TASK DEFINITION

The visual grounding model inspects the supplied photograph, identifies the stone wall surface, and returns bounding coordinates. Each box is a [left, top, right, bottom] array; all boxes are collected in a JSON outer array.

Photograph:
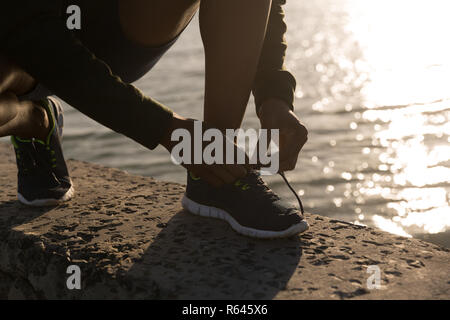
[[0, 143, 448, 299]]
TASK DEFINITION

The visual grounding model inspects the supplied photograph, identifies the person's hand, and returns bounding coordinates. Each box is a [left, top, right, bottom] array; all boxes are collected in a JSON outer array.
[[258, 98, 308, 172], [160, 113, 251, 187]]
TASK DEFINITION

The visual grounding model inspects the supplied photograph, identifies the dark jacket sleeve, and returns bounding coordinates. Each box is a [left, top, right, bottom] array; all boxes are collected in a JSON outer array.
[[0, 0, 173, 150], [252, 0, 297, 115]]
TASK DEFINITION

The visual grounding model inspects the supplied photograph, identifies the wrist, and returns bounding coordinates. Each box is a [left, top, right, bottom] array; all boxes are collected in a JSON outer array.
[[159, 113, 186, 151]]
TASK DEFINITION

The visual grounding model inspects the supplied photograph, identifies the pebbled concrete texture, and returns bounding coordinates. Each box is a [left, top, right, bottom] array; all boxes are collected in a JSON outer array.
[[0, 142, 449, 299]]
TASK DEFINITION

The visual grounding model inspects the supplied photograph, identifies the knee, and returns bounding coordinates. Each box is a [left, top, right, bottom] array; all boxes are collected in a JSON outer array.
[[0, 55, 35, 96], [0, 54, 14, 89]]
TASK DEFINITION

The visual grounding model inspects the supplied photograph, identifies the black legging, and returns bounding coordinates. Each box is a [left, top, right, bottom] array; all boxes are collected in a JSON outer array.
[[22, 0, 188, 101]]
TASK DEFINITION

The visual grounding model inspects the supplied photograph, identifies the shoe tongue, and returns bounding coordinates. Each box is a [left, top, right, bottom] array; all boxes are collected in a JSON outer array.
[[31, 139, 50, 150], [237, 170, 261, 185]]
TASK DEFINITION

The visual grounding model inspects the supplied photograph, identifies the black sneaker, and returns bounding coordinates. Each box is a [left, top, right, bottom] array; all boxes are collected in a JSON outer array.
[[10, 97, 74, 206], [11, 136, 73, 206], [182, 170, 309, 238], [33, 97, 74, 190]]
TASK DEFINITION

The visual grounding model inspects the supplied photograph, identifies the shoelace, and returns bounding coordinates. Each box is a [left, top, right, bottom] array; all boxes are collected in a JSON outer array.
[[14, 148, 32, 171], [11, 138, 35, 173], [45, 145, 58, 169], [279, 172, 305, 214], [240, 171, 305, 214], [34, 141, 58, 169]]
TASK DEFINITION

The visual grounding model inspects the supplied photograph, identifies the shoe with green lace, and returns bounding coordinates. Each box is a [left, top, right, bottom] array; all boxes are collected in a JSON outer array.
[[182, 170, 309, 239], [11, 135, 73, 206], [11, 97, 74, 206], [33, 97, 73, 190]]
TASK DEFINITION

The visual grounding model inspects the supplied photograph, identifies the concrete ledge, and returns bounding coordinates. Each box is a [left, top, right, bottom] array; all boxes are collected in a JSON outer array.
[[0, 142, 449, 299]]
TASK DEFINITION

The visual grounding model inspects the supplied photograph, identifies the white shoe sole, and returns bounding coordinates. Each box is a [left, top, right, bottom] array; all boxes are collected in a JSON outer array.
[[181, 195, 309, 239], [18, 185, 75, 207]]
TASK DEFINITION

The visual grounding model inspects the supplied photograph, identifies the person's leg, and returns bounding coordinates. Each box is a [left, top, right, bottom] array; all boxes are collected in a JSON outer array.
[[0, 55, 73, 206], [181, 1, 308, 238], [119, 0, 270, 130], [118, 0, 200, 48], [199, 0, 272, 130], [0, 55, 50, 141], [0, 55, 36, 96], [0, 93, 50, 140]]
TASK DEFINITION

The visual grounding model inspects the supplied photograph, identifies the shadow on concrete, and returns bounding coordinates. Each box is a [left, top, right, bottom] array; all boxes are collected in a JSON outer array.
[[0, 199, 59, 299], [125, 210, 304, 299], [1, 198, 305, 299], [0, 200, 56, 230]]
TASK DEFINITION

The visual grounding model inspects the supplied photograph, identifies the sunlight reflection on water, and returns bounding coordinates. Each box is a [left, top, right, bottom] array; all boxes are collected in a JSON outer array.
[[278, 0, 450, 243], [342, 0, 450, 238]]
